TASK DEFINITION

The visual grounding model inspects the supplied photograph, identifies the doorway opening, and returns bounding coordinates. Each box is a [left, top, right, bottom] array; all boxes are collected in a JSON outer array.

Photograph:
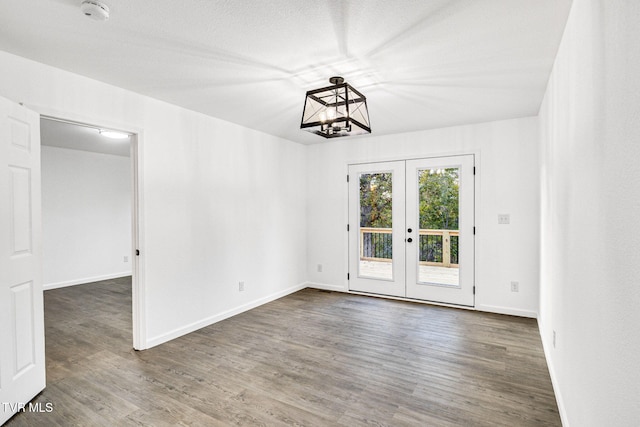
[[39, 116, 141, 349]]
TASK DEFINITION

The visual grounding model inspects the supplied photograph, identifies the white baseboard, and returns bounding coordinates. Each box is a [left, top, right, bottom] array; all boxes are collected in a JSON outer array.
[[475, 304, 537, 318], [305, 281, 347, 292], [44, 271, 132, 290], [538, 318, 569, 427], [308, 284, 537, 318], [146, 282, 308, 349]]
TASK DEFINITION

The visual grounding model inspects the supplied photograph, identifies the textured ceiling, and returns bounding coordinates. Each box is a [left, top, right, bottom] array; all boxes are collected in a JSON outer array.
[[0, 0, 572, 144]]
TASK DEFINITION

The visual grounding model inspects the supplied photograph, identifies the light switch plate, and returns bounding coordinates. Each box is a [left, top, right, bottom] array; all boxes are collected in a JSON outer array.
[[498, 214, 510, 224]]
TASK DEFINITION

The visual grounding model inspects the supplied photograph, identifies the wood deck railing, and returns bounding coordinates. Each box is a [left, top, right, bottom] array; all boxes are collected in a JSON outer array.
[[360, 227, 459, 268]]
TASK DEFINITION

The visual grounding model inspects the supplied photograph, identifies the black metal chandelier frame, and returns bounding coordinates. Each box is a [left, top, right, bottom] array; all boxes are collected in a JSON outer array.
[[300, 76, 371, 138]]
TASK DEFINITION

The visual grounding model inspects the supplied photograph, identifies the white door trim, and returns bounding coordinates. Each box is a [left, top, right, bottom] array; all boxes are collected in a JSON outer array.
[[35, 108, 147, 350]]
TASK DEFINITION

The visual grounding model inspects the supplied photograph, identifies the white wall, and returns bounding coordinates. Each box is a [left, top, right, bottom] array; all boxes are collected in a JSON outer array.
[[0, 51, 308, 348], [41, 145, 131, 289], [539, 0, 640, 425], [306, 117, 541, 317]]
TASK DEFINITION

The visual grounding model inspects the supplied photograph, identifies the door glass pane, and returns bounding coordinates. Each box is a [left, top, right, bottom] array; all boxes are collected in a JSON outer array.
[[359, 172, 393, 280], [418, 167, 460, 286]]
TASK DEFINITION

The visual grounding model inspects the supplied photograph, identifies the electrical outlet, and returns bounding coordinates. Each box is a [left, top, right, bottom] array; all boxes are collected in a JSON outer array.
[[124, 256, 129, 263], [553, 330, 556, 348], [239, 281, 245, 292], [510, 281, 519, 292], [498, 214, 510, 224], [317, 264, 323, 272]]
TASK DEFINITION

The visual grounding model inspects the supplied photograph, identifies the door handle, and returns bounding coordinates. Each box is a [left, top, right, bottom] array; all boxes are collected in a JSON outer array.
[[407, 238, 413, 243]]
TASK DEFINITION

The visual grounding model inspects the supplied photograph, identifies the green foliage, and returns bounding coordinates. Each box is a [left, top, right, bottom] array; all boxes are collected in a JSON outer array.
[[358, 168, 459, 230], [359, 173, 393, 227], [418, 168, 459, 230]]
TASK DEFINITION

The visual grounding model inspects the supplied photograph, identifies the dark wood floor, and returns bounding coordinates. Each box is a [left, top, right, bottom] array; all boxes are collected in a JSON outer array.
[[6, 278, 560, 426]]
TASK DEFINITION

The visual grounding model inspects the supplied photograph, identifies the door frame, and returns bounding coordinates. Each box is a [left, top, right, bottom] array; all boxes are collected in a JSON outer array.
[[34, 106, 146, 350], [346, 151, 478, 308]]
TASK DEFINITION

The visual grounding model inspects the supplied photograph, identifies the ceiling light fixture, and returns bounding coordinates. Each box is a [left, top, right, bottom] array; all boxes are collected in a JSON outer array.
[[99, 129, 130, 139], [80, 0, 110, 21], [300, 76, 371, 138]]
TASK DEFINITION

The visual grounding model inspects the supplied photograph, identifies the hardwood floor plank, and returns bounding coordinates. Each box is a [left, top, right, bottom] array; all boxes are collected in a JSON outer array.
[[6, 280, 560, 426]]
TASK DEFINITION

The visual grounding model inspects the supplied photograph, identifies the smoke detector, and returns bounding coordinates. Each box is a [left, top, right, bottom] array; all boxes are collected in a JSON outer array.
[[80, 1, 110, 21]]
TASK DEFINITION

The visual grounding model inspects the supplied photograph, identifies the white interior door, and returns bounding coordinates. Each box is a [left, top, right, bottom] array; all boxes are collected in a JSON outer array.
[[348, 161, 405, 297], [348, 155, 475, 306], [405, 156, 475, 306], [0, 98, 46, 424]]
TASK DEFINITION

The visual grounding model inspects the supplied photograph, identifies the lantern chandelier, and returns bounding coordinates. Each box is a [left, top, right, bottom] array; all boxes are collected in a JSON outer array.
[[300, 76, 371, 138]]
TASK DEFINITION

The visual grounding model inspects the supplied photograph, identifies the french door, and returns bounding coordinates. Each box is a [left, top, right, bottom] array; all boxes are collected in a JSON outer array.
[[348, 155, 475, 306]]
